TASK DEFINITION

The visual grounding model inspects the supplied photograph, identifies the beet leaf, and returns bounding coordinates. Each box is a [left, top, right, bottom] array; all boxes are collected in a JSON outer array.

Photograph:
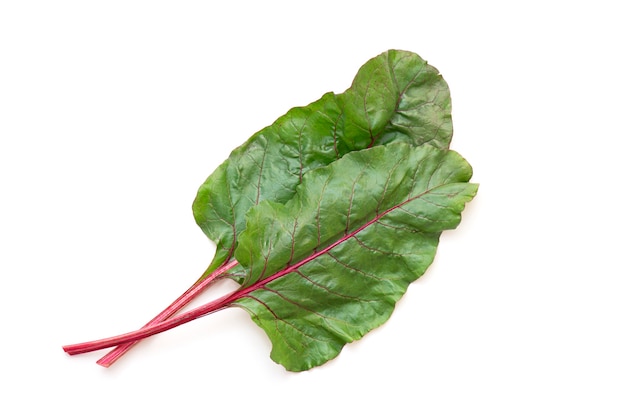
[[64, 143, 477, 371], [96, 49, 454, 366], [233, 143, 476, 370], [193, 49, 453, 280]]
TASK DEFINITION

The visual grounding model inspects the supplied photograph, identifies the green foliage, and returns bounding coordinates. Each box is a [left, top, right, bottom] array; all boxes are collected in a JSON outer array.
[[192, 50, 452, 277], [234, 144, 477, 371], [189, 50, 475, 370], [65, 50, 476, 372]]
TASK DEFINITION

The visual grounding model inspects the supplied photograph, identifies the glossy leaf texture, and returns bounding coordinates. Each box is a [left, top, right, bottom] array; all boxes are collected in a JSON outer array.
[[232, 143, 477, 371], [193, 49, 452, 279]]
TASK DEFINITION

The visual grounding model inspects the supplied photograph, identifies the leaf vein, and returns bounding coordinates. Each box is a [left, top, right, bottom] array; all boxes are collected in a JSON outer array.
[[296, 270, 375, 302]]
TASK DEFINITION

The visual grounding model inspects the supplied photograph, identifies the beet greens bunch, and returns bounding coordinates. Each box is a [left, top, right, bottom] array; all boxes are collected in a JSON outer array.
[[64, 49, 477, 372]]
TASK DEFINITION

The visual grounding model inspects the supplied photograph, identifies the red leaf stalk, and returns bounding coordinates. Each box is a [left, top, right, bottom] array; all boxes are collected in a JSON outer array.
[[94, 259, 238, 366]]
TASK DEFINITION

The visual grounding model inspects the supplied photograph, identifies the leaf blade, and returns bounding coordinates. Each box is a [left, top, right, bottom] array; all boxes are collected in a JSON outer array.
[[192, 50, 453, 279], [341, 49, 453, 150], [234, 143, 477, 371]]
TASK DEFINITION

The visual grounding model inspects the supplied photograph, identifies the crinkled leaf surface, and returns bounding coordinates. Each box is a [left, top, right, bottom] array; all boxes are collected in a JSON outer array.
[[192, 92, 343, 277], [232, 143, 477, 371], [192, 49, 452, 278], [340, 49, 452, 150]]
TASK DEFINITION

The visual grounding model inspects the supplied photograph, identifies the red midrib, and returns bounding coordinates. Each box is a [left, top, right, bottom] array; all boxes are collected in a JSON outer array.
[[63, 188, 428, 355], [225, 189, 427, 300]]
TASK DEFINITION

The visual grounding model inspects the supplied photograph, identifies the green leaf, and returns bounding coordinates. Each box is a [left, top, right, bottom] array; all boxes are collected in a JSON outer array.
[[233, 143, 477, 371], [192, 92, 344, 276], [340, 49, 452, 150], [193, 50, 452, 278], [62, 50, 476, 371]]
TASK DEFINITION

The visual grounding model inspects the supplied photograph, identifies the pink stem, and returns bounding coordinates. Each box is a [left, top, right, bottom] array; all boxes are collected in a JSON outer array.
[[63, 254, 304, 354], [64, 202, 405, 357], [63, 290, 240, 355], [95, 259, 239, 367]]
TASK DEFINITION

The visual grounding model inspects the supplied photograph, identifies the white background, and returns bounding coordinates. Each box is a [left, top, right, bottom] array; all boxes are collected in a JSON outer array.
[[1, 1, 625, 416]]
